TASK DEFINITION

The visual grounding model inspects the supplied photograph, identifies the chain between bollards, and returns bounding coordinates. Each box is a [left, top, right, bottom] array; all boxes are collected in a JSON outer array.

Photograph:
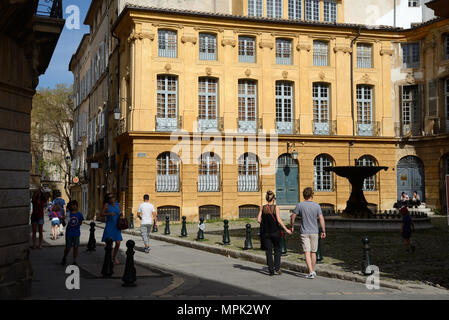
[[243, 224, 253, 250], [122, 240, 137, 287], [164, 215, 170, 235], [181, 216, 187, 237], [101, 237, 114, 278], [86, 221, 96, 252], [223, 219, 230, 245]]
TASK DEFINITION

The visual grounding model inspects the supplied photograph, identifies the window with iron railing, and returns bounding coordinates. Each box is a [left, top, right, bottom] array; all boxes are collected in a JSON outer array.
[[323, 0, 337, 22], [356, 155, 377, 191], [158, 30, 177, 58], [198, 153, 220, 192], [157, 206, 180, 222], [356, 85, 374, 136], [314, 154, 333, 192], [238, 153, 259, 192], [248, 0, 263, 17], [239, 36, 256, 63], [313, 83, 330, 135], [238, 80, 258, 133], [239, 205, 260, 218], [357, 43, 373, 68], [313, 40, 329, 66], [156, 152, 180, 192], [276, 39, 292, 65], [199, 205, 221, 220], [288, 0, 302, 20], [198, 78, 219, 132], [199, 33, 217, 61], [156, 75, 178, 131], [401, 85, 420, 136], [276, 81, 294, 134]]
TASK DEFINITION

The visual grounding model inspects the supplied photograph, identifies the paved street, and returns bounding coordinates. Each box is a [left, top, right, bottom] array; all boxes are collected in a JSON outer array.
[[27, 220, 449, 300]]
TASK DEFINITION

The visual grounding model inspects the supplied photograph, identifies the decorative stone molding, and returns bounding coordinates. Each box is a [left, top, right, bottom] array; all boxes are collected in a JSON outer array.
[[319, 71, 326, 80], [380, 49, 394, 56], [282, 71, 288, 79], [233, 29, 262, 36], [127, 32, 155, 43], [165, 64, 172, 72], [205, 67, 212, 76], [181, 35, 197, 44], [152, 23, 184, 29], [245, 69, 251, 77], [405, 72, 416, 84], [296, 43, 311, 52], [333, 46, 351, 54], [221, 38, 236, 47], [259, 41, 274, 49], [362, 73, 372, 83]]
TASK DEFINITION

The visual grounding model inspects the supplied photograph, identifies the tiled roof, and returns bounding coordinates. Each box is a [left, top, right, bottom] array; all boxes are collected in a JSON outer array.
[[120, 4, 404, 32]]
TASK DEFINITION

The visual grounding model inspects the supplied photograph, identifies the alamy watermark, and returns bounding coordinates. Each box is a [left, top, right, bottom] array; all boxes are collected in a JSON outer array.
[[65, 265, 80, 290], [365, 265, 380, 290]]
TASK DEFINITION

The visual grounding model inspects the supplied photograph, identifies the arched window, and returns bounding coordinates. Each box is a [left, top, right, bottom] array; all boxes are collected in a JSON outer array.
[[314, 154, 333, 191], [239, 205, 260, 218], [199, 205, 220, 220], [238, 153, 259, 192], [356, 155, 377, 191], [157, 206, 180, 222], [156, 152, 180, 192], [198, 152, 220, 192]]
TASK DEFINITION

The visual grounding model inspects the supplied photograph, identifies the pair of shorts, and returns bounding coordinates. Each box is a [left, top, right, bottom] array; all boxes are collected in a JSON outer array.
[[402, 231, 412, 240], [301, 234, 319, 253], [66, 236, 80, 248], [31, 217, 45, 225], [51, 218, 60, 226]]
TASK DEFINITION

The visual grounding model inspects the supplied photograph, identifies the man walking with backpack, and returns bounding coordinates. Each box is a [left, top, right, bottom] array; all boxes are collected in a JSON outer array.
[[290, 187, 326, 279]]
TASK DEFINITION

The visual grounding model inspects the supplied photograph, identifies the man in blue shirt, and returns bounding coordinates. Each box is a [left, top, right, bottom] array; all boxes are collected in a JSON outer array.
[[62, 200, 84, 265]]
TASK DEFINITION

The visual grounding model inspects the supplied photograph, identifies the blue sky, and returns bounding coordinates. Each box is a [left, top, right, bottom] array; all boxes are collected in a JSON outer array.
[[37, 0, 91, 89]]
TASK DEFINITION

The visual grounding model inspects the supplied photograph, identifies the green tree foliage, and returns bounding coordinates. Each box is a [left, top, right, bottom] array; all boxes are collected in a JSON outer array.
[[31, 84, 74, 197]]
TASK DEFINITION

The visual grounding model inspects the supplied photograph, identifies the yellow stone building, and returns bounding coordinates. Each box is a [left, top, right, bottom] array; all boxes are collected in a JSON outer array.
[[111, 4, 405, 223]]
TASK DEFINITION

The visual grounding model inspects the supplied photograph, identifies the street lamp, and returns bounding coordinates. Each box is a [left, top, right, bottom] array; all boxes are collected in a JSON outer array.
[[113, 106, 121, 120], [287, 142, 298, 160]]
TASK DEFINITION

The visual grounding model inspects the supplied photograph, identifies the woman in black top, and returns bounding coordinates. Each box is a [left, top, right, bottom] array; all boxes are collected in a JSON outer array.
[[257, 190, 292, 276]]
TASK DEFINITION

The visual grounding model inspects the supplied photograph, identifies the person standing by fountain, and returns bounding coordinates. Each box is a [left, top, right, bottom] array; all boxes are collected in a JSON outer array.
[[290, 187, 326, 279], [400, 206, 415, 253]]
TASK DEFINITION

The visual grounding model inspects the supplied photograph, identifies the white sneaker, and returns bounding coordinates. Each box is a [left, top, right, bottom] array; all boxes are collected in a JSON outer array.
[[312, 271, 317, 277], [305, 273, 315, 279]]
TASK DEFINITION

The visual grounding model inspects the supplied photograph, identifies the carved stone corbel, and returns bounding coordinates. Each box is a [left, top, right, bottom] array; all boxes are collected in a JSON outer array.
[[259, 41, 274, 49], [181, 35, 197, 44], [221, 38, 236, 47], [296, 43, 311, 52], [380, 49, 394, 56]]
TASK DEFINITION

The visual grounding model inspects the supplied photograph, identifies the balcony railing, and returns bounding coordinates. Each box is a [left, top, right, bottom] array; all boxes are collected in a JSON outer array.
[[276, 119, 300, 134], [313, 120, 337, 135], [237, 118, 262, 134], [356, 121, 381, 136], [155, 115, 182, 132], [394, 121, 422, 137], [238, 175, 259, 192], [198, 175, 220, 192], [36, 0, 63, 18], [197, 117, 223, 133], [156, 174, 180, 192]]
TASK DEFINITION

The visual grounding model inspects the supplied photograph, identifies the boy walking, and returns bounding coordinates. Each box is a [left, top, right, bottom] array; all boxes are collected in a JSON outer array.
[[62, 200, 84, 265], [290, 187, 326, 279], [137, 194, 156, 253]]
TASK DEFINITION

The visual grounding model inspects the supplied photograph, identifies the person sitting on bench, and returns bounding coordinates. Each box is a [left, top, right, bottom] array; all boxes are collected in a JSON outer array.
[[410, 191, 421, 208]]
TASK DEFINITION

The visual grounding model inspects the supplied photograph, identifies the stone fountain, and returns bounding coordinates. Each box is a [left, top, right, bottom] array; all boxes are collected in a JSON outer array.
[[324, 165, 388, 218]]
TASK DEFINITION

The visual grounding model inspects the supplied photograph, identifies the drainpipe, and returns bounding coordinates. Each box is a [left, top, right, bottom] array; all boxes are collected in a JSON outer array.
[[350, 27, 362, 137]]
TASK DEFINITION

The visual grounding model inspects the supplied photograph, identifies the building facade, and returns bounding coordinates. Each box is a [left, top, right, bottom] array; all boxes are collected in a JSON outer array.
[[0, 0, 64, 299], [70, 0, 449, 224]]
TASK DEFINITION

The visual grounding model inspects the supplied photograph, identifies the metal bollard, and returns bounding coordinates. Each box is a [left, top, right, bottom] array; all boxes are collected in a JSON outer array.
[[181, 216, 187, 237], [129, 213, 134, 229], [164, 215, 170, 235], [122, 240, 137, 287], [101, 237, 114, 278], [223, 219, 230, 245], [243, 224, 253, 250], [197, 217, 205, 240], [361, 237, 374, 275], [87, 221, 96, 252], [280, 231, 287, 256], [316, 228, 323, 263]]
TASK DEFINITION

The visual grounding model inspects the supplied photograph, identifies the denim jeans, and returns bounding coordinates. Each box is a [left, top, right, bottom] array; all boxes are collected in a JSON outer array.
[[140, 224, 152, 247]]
